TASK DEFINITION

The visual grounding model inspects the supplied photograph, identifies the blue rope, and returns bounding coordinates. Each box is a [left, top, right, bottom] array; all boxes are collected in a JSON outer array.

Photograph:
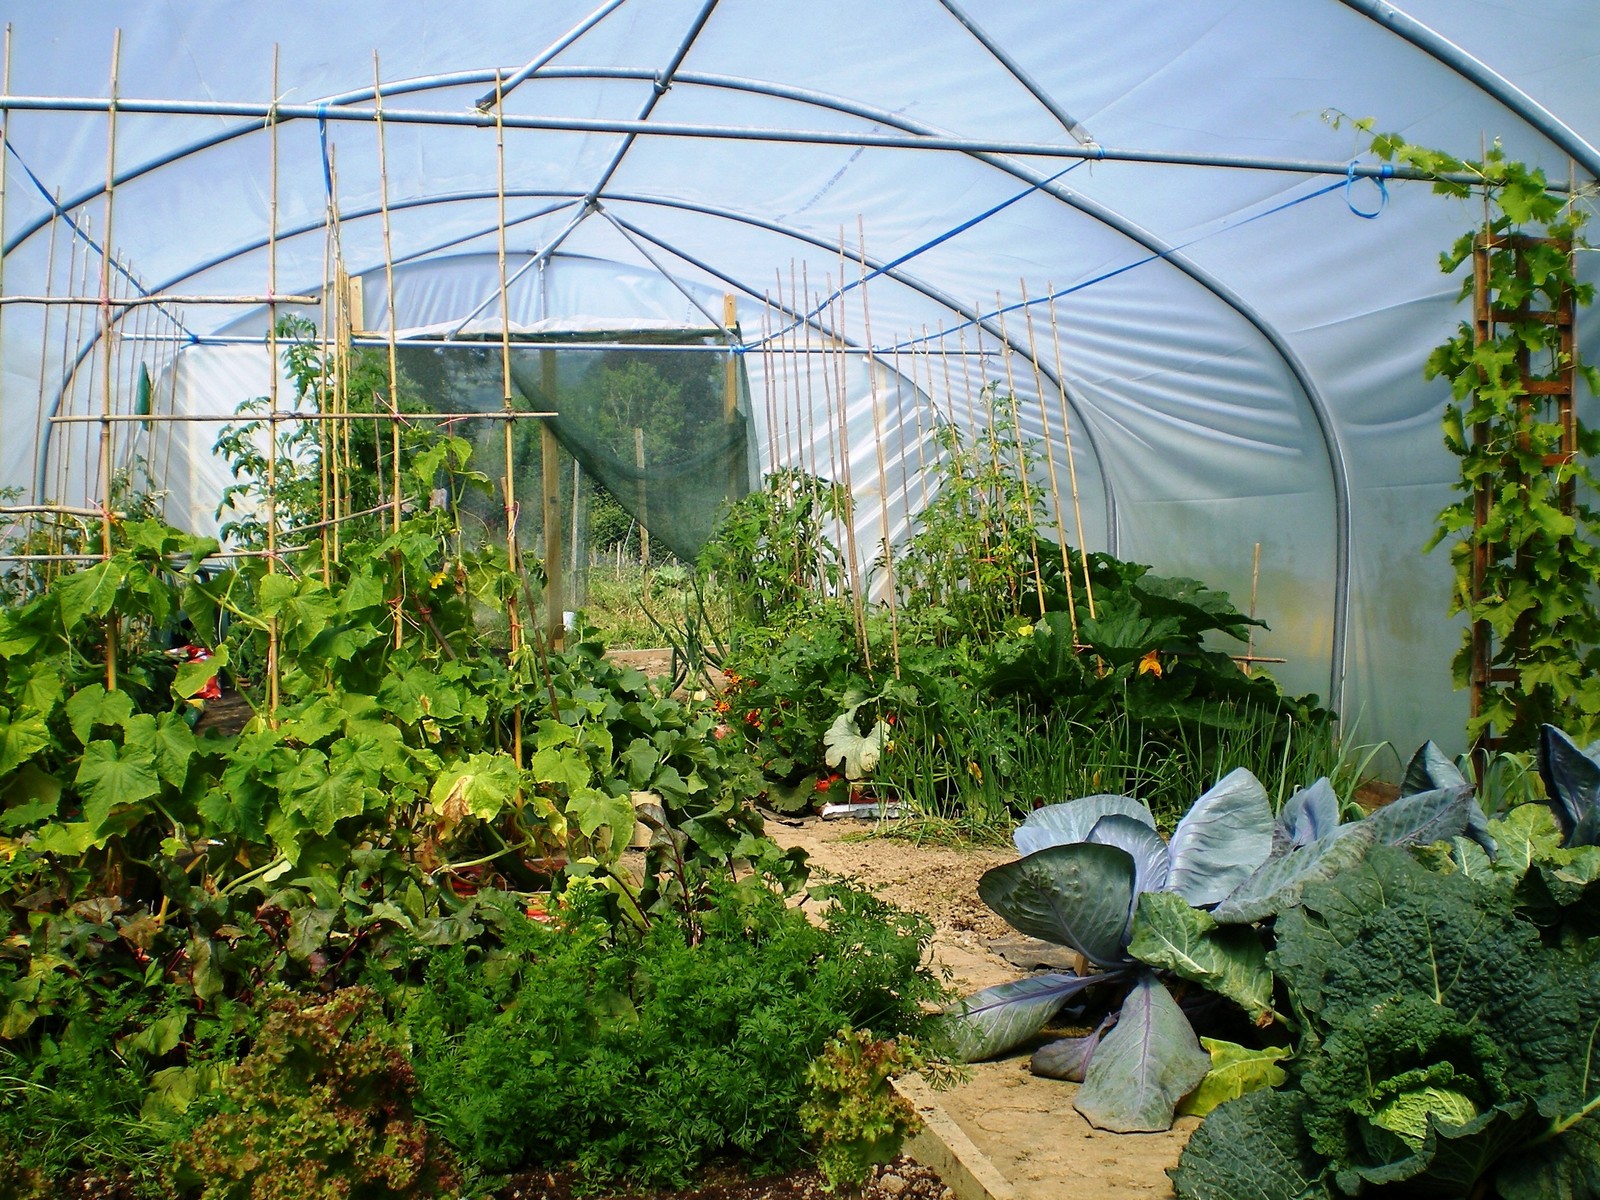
[[891, 173, 1360, 352], [3, 137, 201, 343], [317, 104, 334, 202], [1344, 161, 1391, 219], [755, 160, 1086, 349]]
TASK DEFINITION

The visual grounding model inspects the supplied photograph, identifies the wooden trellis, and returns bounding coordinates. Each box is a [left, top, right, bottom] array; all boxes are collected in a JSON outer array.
[[1468, 231, 1578, 745]]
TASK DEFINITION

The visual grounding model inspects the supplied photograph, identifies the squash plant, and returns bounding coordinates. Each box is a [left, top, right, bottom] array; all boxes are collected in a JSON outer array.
[[0, 408, 791, 1053]]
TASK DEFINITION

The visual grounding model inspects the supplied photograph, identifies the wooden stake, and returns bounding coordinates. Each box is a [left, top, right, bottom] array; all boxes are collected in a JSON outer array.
[[1245, 542, 1261, 676], [634, 426, 650, 566]]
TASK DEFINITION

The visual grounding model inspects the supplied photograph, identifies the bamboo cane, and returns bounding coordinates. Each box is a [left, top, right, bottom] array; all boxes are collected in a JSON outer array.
[[32, 185, 63, 541], [1044, 286, 1096, 618], [490, 69, 534, 754], [775, 271, 795, 471], [1019, 281, 1076, 638], [97, 32, 121, 692], [69, 214, 96, 530], [373, 54, 405, 659], [890, 340, 916, 529], [326, 153, 349, 562], [315, 160, 335, 582], [994, 293, 1046, 620], [825, 258, 869, 669], [264, 48, 283, 721], [857, 219, 899, 676], [758, 293, 779, 476]]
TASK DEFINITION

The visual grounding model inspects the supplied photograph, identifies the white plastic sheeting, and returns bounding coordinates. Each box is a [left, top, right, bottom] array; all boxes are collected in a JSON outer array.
[[3, 1, 1599, 756]]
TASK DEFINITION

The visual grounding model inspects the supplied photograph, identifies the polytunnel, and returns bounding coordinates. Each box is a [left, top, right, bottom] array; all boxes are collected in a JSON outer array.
[[1, 0, 1597, 759]]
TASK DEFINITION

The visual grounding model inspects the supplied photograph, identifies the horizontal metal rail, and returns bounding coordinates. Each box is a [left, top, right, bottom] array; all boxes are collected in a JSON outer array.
[[0, 293, 319, 306], [48, 409, 557, 424], [0, 92, 1499, 183]]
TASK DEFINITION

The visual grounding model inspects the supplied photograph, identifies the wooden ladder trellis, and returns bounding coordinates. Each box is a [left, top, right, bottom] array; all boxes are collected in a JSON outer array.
[[1468, 231, 1578, 749]]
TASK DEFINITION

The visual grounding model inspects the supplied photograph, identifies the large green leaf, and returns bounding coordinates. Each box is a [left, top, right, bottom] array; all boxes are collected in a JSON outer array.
[[0, 764, 62, 830], [149, 712, 199, 789], [1167, 768, 1275, 906], [1497, 1112, 1600, 1200], [64, 685, 136, 747], [74, 739, 161, 829], [1075, 973, 1211, 1132], [1079, 600, 1182, 666], [286, 763, 371, 836], [978, 842, 1137, 966], [939, 972, 1110, 1062], [54, 560, 125, 630], [0, 706, 52, 776], [530, 743, 592, 791], [823, 711, 888, 779], [565, 786, 637, 860], [430, 751, 522, 823], [1128, 890, 1273, 1021], [1211, 823, 1376, 925], [16, 665, 64, 718], [1171, 1088, 1334, 1200], [173, 644, 228, 700], [1176, 1038, 1292, 1119]]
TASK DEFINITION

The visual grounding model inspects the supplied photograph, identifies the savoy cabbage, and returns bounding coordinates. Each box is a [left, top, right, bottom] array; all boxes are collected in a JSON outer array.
[[1173, 846, 1600, 1199]]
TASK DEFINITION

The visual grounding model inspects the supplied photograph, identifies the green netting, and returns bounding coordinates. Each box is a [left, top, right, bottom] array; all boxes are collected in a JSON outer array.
[[506, 343, 753, 564]]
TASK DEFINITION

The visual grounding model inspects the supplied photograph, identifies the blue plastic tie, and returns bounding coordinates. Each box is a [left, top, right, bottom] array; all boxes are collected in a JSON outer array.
[[1344, 161, 1389, 219], [317, 104, 334, 201]]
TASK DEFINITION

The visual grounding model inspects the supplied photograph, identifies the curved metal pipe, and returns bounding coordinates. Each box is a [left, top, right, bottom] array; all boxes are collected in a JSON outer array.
[[1336, 0, 1600, 181]]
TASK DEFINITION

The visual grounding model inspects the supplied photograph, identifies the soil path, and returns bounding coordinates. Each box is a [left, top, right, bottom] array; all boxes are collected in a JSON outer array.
[[766, 815, 1196, 1200]]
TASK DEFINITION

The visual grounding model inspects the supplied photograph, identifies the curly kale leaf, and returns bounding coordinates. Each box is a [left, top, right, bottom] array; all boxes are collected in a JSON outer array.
[[1170, 1087, 1334, 1200], [1265, 848, 1600, 1196], [1271, 847, 1573, 1086]]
